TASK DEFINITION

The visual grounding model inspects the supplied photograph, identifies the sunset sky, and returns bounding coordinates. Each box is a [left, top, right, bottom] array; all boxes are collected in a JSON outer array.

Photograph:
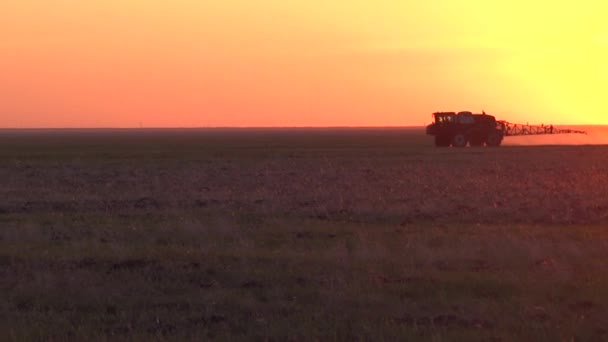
[[1, 1, 607, 127]]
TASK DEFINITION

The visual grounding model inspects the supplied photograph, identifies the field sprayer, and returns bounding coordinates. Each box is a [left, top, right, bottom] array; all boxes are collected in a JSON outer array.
[[425, 111, 587, 147]]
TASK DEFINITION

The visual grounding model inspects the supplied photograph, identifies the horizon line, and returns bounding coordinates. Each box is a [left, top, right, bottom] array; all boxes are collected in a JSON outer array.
[[0, 124, 604, 130], [0, 125, 426, 130]]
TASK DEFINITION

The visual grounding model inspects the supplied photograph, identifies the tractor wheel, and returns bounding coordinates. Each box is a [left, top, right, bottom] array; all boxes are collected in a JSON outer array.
[[486, 132, 503, 147], [434, 135, 451, 147], [451, 134, 467, 148]]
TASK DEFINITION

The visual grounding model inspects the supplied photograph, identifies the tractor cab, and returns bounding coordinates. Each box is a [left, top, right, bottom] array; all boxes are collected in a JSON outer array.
[[433, 112, 456, 124], [432, 111, 476, 125], [426, 111, 474, 135]]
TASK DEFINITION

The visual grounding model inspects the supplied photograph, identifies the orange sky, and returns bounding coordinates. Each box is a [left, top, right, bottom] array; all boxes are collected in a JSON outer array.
[[1, 1, 607, 127]]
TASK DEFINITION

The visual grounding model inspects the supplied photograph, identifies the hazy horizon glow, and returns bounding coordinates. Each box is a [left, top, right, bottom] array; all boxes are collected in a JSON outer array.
[[1, 1, 607, 127]]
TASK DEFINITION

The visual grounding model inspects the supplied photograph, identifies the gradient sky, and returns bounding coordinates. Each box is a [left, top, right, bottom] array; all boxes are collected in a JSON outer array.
[[1, 1, 607, 127]]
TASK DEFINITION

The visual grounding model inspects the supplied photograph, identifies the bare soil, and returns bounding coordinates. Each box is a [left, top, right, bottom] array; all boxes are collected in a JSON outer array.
[[1, 128, 607, 340]]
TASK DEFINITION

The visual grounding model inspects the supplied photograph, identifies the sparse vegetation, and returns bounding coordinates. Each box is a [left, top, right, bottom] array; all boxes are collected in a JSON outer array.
[[1, 128, 607, 340]]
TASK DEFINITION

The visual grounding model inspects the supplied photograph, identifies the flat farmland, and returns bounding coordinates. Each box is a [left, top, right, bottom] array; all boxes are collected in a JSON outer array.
[[1, 128, 608, 341]]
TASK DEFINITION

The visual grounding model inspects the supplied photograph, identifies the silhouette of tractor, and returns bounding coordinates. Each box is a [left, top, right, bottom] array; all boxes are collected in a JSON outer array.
[[426, 111, 586, 147]]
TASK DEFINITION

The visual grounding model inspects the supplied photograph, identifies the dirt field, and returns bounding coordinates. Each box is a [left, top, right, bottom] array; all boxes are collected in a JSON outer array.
[[1, 128, 608, 340]]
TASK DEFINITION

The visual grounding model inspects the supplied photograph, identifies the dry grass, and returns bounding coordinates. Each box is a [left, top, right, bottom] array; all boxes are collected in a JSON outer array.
[[1, 128, 607, 340]]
